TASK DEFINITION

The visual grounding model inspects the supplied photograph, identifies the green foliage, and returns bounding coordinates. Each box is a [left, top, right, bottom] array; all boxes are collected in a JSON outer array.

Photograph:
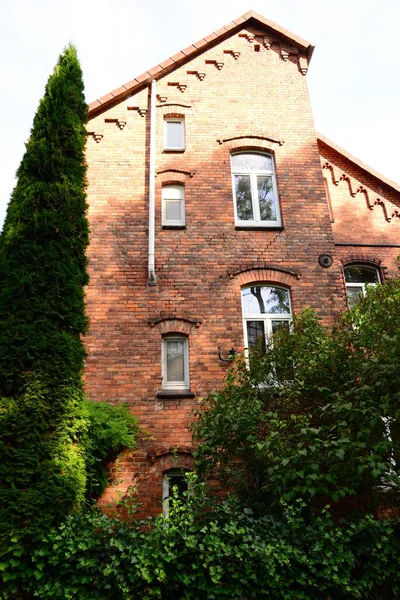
[[0, 43, 89, 394], [193, 280, 400, 517], [82, 401, 140, 499], [1, 488, 400, 599], [0, 44, 89, 550]]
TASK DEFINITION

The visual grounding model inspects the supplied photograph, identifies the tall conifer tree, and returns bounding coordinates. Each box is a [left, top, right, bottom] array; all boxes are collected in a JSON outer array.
[[0, 45, 89, 546]]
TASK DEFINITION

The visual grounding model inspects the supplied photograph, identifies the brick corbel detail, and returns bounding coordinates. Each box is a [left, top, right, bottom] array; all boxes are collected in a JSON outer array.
[[205, 59, 224, 70], [104, 118, 127, 130], [167, 82, 187, 93], [223, 50, 240, 60], [127, 106, 147, 117], [187, 70, 206, 81], [323, 162, 399, 222], [87, 132, 103, 143]]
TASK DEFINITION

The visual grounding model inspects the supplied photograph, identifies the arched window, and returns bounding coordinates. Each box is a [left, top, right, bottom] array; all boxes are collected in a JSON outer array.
[[241, 285, 291, 350], [344, 265, 380, 307], [231, 153, 281, 227]]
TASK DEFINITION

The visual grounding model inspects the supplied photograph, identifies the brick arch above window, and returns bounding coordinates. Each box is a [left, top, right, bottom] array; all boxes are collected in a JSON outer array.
[[340, 256, 386, 282], [157, 168, 195, 185], [147, 447, 194, 472], [229, 266, 300, 287], [217, 134, 284, 152], [159, 106, 192, 117], [148, 316, 202, 335]]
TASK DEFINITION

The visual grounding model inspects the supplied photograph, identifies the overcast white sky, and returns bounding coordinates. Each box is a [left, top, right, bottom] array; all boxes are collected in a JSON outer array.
[[1, 0, 399, 230]]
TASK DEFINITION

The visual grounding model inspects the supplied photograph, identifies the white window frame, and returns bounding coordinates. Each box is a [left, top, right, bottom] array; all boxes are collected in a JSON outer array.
[[162, 335, 189, 390], [344, 265, 380, 306], [241, 285, 292, 352], [162, 184, 185, 226], [231, 153, 281, 228], [164, 119, 185, 151]]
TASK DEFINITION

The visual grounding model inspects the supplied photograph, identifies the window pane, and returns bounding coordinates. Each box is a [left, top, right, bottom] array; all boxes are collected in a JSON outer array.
[[346, 286, 363, 307], [246, 320, 266, 351], [166, 121, 183, 148], [271, 320, 290, 335], [167, 473, 188, 500], [232, 153, 273, 171], [235, 175, 254, 220], [344, 266, 379, 283], [166, 340, 185, 381], [165, 200, 182, 221], [257, 176, 276, 220], [242, 287, 290, 315]]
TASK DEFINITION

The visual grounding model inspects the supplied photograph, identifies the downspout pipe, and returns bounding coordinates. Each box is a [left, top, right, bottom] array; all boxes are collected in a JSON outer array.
[[148, 79, 157, 283]]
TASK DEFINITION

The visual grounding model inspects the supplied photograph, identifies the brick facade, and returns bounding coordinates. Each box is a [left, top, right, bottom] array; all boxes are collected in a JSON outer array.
[[84, 13, 400, 516]]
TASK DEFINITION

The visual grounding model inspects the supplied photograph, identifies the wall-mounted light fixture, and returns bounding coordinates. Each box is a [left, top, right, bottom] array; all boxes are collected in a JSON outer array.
[[218, 346, 236, 362]]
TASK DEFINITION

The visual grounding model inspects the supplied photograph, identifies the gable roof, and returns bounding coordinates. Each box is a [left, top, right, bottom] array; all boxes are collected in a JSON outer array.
[[317, 133, 400, 195], [88, 10, 314, 119]]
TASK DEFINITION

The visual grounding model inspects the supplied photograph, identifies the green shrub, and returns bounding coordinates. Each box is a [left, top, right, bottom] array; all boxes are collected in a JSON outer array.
[[193, 280, 400, 517], [82, 400, 140, 499], [1, 490, 400, 599]]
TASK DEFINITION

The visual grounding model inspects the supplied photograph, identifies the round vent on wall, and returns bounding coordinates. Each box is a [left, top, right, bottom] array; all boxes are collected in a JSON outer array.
[[318, 254, 333, 268]]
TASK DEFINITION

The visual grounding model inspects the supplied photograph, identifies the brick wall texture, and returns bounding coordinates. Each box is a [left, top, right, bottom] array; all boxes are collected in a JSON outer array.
[[84, 24, 400, 516]]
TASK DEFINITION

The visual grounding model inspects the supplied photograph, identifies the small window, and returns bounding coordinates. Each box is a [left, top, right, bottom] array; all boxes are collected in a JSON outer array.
[[344, 265, 380, 307], [162, 336, 189, 390], [162, 468, 189, 516], [164, 119, 185, 150], [241, 285, 291, 352], [231, 153, 281, 227], [162, 184, 185, 226]]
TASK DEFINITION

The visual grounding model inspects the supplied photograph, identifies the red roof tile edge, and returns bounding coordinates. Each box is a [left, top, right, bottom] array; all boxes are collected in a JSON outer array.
[[317, 133, 400, 194], [88, 10, 314, 118]]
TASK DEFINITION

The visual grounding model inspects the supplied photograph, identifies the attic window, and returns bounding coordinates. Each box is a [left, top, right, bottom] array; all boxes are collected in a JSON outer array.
[[164, 119, 185, 151], [254, 44, 260, 52]]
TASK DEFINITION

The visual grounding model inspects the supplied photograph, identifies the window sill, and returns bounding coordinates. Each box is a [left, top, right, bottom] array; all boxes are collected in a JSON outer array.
[[235, 225, 284, 231], [162, 225, 186, 230], [156, 390, 195, 399], [163, 148, 185, 153]]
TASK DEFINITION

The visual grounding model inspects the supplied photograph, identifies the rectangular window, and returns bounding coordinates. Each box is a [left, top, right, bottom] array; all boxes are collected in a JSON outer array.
[[164, 119, 185, 150], [162, 336, 189, 390], [162, 184, 185, 226]]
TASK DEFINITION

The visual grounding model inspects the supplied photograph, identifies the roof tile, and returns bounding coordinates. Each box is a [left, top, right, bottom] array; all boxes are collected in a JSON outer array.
[[147, 65, 163, 76], [170, 51, 186, 62], [98, 92, 114, 105], [159, 57, 175, 69], [181, 45, 196, 56], [135, 72, 150, 84], [192, 38, 207, 50], [204, 32, 217, 43]]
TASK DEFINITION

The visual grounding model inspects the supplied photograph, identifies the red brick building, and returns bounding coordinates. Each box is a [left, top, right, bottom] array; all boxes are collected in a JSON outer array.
[[84, 11, 400, 515]]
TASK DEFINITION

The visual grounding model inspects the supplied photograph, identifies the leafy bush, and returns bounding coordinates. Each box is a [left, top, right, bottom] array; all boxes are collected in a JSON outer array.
[[192, 280, 400, 517], [82, 400, 140, 499], [1, 488, 400, 599]]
